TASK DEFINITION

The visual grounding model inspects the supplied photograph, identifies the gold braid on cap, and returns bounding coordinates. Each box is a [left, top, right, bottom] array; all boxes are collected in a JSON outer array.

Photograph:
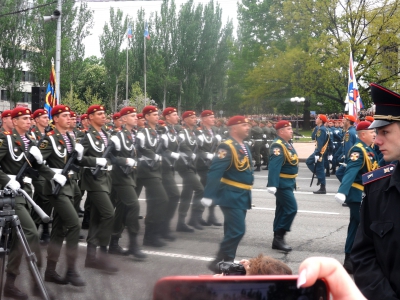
[[373, 115, 400, 121]]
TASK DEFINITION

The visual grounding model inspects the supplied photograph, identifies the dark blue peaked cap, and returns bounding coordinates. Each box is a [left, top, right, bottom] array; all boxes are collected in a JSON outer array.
[[369, 83, 400, 129]]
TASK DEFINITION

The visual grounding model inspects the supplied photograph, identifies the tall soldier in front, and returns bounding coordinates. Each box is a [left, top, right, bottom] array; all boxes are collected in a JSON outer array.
[[204, 116, 253, 272], [38, 105, 86, 286], [0, 107, 66, 299], [77, 105, 119, 273], [136, 105, 169, 247], [195, 110, 222, 226], [267, 121, 298, 252], [108, 106, 147, 259]]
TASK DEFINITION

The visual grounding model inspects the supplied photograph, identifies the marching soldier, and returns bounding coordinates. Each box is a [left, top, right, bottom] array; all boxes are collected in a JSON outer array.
[[1, 110, 14, 132], [195, 110, 222, 226], [80, 113, 90, 131], [38, 105, 86, 286], [306, 114, 330, 194], [204, 116, 253, 271], [135, 105, 169, 247], [262, 121, 277, 170], [334, 121, 377, 274], [159, 107, 181, 240], [108, 106, 147, 259], [331, 120, 343, 175], [77, 104, 119, 273], [176, 111, 204, 232], [136, 113, 145, 130], [250, 120, 264, 172], [267, 121, 299, 252], [0, 107, 65, 299], [335, 115, 357, 182]]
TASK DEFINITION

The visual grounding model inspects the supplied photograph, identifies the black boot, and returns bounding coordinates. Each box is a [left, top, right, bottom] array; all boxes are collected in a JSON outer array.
[[325, 170, 330, 177], [207, 251, 225, 273], [330, 168, 336, 175], [262, 165, 269, 170], [81, 210, 90, 230], [143, 225, 167, 247], [207, 206, 222, 226], [86, 243, 118, 272], [84, 243, 98, 268], [313, 184, 326, 194], [126, 233, 147, 260], [40, 223, 50, 245], [108, 235, 129, 256], [65, 268, 86, 286], [32, 283, 55, 300], [44, 260, 68, 285], [160, 222, 176, 241], [188, 211, 204, 230], [343, 253, 353, 274], [97, 246, 119, 273], [4, 273, 28, 300], [254, 164, 261, 172], [272, 229, 292, 252], [176, 216, 194, 232]]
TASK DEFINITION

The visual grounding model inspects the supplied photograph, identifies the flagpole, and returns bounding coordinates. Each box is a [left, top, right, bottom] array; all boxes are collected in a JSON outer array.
[[126, 38, 129, 103], [55, 0, 61, 103], [144, 20, 147, 106]]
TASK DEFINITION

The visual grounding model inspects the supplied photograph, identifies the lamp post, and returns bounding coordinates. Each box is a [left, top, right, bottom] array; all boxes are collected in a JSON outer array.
[[290, 97, 305, 140]]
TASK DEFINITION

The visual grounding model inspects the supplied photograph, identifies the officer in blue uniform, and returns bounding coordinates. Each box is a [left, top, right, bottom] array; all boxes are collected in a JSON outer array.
[[323, 120, 334, 177], [306, 114, 330, 194], [331, 120, 343, 175], [335, 115, 357, 182], [334, 121, 377, 274], [351, 83, 400, 299], [203, 116, 253, 272], [267, 121, 298, 252]]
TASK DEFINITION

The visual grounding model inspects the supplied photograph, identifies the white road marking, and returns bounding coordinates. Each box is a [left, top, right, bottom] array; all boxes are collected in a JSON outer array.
[[251, 207, 339, 215]]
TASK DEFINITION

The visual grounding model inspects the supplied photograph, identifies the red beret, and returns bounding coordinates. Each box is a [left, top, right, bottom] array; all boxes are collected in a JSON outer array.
[[162, 107, 177, 117], [51, 105, 70, 117], [142, 105, 158, 115], [275, 120, 292, 130], [11, 107, 32, 119], [32, 109, 48, 119], [227, 115, 249, 126], [158, 120, 166, 126], [365, 116, 374, 122], [112, 112, 120, 120], [318, 114, 328, 123], [201, 110, 214, 118], [137, 113, 144, 120], [70, 111, 77, 118], [182, 110, 196, 119], [343, 114, 356, 122], [87, 105, 105, 115], [1, 110, 13, 118], [80, 114, 88, 120], [356, 121, 372, 131], [119, 106, 137, 117]]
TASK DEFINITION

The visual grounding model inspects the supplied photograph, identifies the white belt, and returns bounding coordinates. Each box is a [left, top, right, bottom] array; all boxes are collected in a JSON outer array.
[[50, 168, 74, 175], [84, 165, 113, 171], [254, 139, 263, 141], [8, 175, 32, 184]]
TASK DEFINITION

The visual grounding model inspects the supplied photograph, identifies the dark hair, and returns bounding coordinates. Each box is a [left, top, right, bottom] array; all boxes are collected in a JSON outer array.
[[247, 254, 292, 275]]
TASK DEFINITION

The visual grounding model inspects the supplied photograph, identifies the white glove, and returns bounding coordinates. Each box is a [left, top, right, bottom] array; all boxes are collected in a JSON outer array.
[[96, 158, 107, 167], [126, 158, 137, 167], [267, 187, 277, 195], [206, 153, 214, 160], [201, 197, 213, 207], [314, 155, 320, 163], [263, 134, 266, 139], [29, 146, 43, 164], [6, 179, 21, 191], [265, 143, 269, 149], [328, 155, 333, 161], [335, 193, 346, 204], [248, 141, 253, 146], [110, 136, 121, 151], [171, 152, 180, 160], [191, 153, 196, 160], [75, 143, 84, 160], [154, 154, 162, 162], [53, 173, 67, 186], [215, 135, 222, 143]]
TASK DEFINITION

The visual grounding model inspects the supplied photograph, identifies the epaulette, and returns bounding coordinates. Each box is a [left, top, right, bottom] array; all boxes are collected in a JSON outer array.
[[46, 130, 55, 136], [2, 131, 11, 135], [362, 164, 396, 185]]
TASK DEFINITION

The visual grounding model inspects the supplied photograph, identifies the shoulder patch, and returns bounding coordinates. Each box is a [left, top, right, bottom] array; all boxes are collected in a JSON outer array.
[[362, 164, 396, 185], [217, 148, 227, 159], [350, 152, 360, 161], [47, 130, 55, 136], [3, 131, 11, 135], [39, 140, 49, 150], [272, 147, 281, 156]]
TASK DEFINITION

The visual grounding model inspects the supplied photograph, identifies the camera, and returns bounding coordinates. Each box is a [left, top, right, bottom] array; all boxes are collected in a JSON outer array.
[[217, 261, 246, 275], [0, 189, 16, 211]]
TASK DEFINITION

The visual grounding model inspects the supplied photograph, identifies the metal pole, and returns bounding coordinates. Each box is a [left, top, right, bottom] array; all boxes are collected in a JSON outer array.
[[144, 21, 147, 106], [126, 44, 129, 102], [296, 102, 299, 140], [55, 0, 62, 103]]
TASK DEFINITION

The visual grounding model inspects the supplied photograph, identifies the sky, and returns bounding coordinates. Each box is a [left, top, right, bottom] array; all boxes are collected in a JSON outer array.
[[83, 0, 238, 58]]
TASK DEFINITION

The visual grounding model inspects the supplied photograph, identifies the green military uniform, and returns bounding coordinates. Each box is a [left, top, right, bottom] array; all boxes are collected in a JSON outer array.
[[251, 124, 264, 171], [136, 126, 169, 247], [39, 128, 82, 279], [176, 126, 204, 231], [195, 126, 222, 225], [0, 129, 55, 276], [68, 128, 84, 214], [267, 137, 299, 251], [204, 137, 253, 264]]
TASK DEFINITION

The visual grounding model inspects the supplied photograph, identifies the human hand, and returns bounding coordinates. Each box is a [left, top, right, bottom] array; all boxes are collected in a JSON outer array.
[[314, 156, 320, 163], [126, 158, 137, 167], [29, 146, 43, 164], [75, 143, 84, 160], [110, 136, 121, 151], [201, 198, 212, 207], [96, 158, 107, 167], [267, 187, 277, 195], [53, 173, 67, 186], [6, 179, 21, 192], [328, 155, 333, 161], [335, 193, 346, 204]]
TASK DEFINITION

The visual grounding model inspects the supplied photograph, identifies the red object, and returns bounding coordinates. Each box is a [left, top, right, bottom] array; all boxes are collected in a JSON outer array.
[[227, 115, 249, 126], [137, 113, 144, 120], [318, 114, 328, 123], [80, 114, 88, 120], [142, 105, 158, 115], [87, 105, 105, 115], [112, 112, 120, 120], [356, 121, 372, 131], [70, 111, 77, 118], [1, 110, 12, 118], [32, 109, 49, 119], [120, 106, 137, 117], [200, 110, 214, 117], [11, 107, 32, 119], [343, 114, 356, 122], [182, 111, 196, 119], [275, 120, 292, 130], [51, 105, 71, 117], [162, 107, 177, 117], [365, 116, 374, 122]]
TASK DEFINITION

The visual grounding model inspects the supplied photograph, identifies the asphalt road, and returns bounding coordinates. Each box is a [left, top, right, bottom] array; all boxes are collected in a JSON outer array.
[[5, 164, 348, 300]]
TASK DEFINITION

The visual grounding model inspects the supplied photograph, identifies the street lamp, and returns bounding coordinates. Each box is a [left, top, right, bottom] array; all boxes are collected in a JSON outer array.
[[290, 97, 305, 140]]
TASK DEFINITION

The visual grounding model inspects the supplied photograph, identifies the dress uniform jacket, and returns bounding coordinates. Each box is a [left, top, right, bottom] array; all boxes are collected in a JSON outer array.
[[204, 138, 253, 210], [176, 126, 197, 172], [195, 126, 221, 172], [352, 163, 400, 299], [160, 125, 179, 172], [136, 126, 163, 179]]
